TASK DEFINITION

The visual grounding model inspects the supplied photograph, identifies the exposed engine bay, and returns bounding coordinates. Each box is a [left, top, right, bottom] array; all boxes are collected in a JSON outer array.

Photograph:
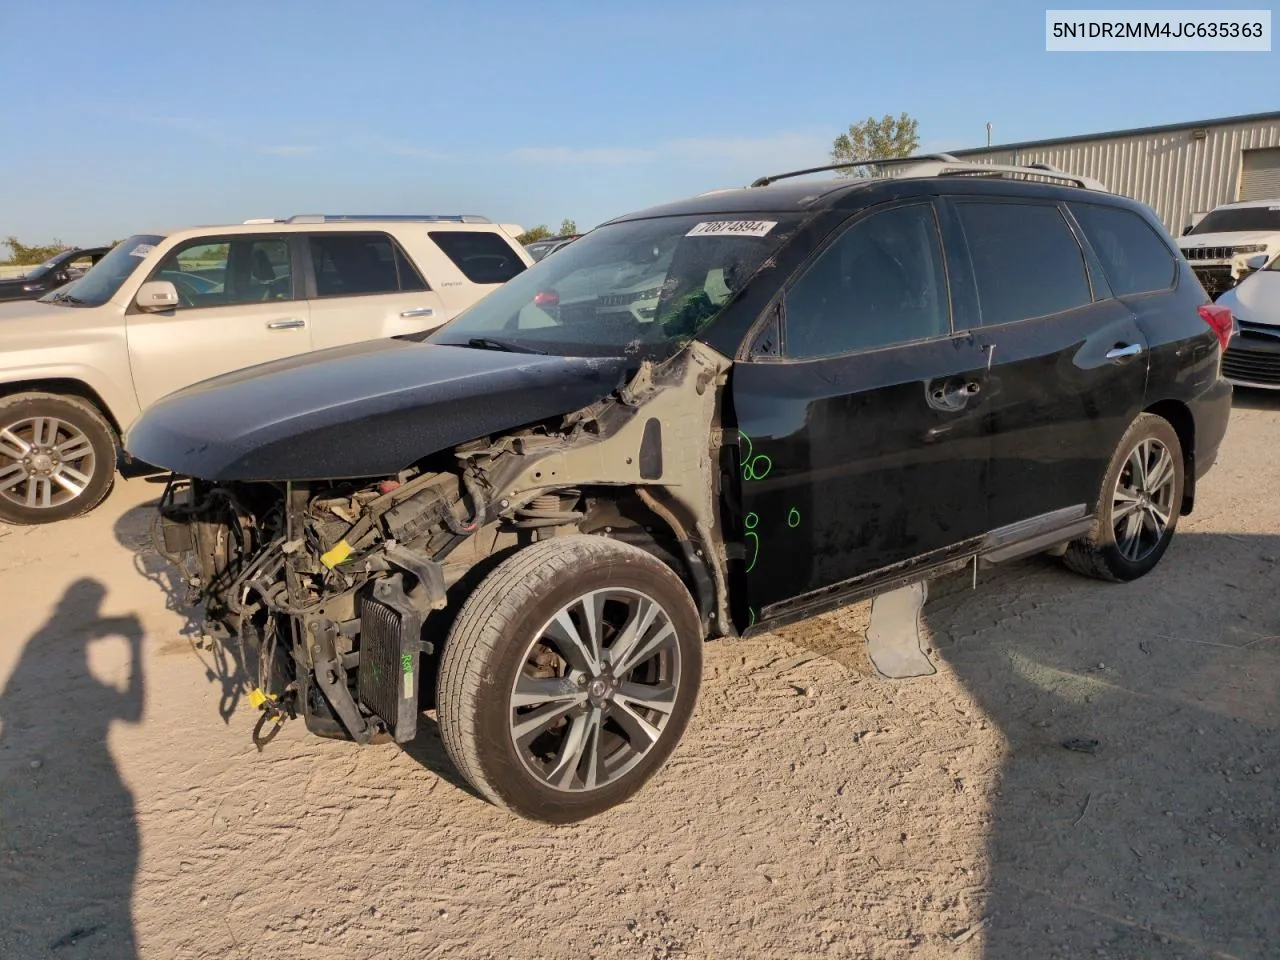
[[153, 344, 734, 748]]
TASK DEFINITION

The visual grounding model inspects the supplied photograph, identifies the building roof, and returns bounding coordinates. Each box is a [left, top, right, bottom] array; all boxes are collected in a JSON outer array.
[[953, 111, 1280, 156]]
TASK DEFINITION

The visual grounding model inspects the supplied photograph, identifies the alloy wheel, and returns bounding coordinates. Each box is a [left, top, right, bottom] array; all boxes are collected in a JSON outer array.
[[509, 587, 682, 793], [1111, 437, 1176, 563], [0, 416, 98, 510]]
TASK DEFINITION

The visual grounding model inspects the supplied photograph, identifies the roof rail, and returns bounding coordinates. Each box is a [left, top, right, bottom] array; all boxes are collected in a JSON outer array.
[[241, 214, 493, 225], [751, 153, 1107, 192], [750, 155, 962, 187]]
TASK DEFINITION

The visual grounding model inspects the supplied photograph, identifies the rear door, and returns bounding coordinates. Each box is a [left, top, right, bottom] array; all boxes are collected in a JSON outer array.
[[128, 235, 312, 409], [303, 231, 449, 350], [943, 197, 1149, 532], [733, 199, 993, 619]]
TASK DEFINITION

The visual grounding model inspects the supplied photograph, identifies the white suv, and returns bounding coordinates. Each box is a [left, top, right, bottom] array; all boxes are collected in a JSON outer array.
[[0, 214, 531, 524], [1178, 198, 1280, 298]]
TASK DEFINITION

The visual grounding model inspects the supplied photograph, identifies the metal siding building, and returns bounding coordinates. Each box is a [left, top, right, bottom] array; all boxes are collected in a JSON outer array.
[[952, 112, 1280, 235]]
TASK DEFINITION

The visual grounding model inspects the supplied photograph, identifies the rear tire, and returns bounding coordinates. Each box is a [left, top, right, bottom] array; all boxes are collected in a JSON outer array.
[[0, 392, 117, 525], [437, 535, 702, 823], [1063, 413, 1184, 582]]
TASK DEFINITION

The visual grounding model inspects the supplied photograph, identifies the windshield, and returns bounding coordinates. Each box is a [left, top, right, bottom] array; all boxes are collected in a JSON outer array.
[[1188, 206, 1280, 236], [39, 235, 160, 306], [429, 214, 799, 358], [22, 253, 71, 280]]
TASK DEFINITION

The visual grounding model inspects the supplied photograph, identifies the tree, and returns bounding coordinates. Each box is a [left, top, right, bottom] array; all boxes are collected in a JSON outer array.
[[517, 225, 552, 245], [559, 219, 578, 237], [2, 236, 71, 265], [830, 113, 920, 177]]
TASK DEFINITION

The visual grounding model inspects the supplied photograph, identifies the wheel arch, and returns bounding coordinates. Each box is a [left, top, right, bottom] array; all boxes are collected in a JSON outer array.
[[0, 378, 124, 438], [578, 485, 720, 632], [1143, 398, 1196, 514]]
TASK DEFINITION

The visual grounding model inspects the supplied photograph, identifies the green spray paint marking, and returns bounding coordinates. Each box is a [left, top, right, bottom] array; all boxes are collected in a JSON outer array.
[[787, 507, 801, 529], [744, 511, 760, 573], [401, 653, 414, 699], [748, 608, 757, 628], [739, 432, 773, 482]]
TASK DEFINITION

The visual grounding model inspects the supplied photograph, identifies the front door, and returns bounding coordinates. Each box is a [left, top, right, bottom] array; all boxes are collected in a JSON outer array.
[[732, 200, 992, 622], [128, 235, 312, 409]]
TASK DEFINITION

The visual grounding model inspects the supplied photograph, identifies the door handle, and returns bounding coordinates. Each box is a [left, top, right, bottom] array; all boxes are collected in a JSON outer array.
[[266, 319, 306, 330], [1105, 343, 1143, 360], [399, 308, 435, 318]]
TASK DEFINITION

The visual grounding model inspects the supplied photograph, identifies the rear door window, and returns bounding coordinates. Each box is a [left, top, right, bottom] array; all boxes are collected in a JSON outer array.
[[1070, 203, 1176, 295], [429, 230, 527, 284], [308, 232, 428, 297], [954, 201, 1092, 326], [784, 202, 950, 359]]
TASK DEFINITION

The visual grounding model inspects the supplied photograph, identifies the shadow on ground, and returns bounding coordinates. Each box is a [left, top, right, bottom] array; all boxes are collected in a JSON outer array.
[[112, 497, 247, 722], [0, 579, 144, 960], [921, 531, 1280, 959]]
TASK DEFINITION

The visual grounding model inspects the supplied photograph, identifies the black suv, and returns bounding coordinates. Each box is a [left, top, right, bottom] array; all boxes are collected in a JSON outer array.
[[127, 157, 1233, 823]]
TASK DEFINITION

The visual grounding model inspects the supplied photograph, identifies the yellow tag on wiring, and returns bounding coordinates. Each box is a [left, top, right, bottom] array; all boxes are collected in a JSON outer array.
[[320, 539, 353, 569], [249, 688, 278, 710]]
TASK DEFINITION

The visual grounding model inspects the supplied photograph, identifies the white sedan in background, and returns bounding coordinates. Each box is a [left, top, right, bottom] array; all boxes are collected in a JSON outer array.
[[1218, 252, 1280, 390]]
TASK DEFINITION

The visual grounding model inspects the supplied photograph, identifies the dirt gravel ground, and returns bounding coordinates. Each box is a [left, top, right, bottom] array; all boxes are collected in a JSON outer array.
[[2, 398, 1279, 960]]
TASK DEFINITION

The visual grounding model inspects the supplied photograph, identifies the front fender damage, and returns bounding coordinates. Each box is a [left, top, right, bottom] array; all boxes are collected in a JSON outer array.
[[157, 341, 735, 747]]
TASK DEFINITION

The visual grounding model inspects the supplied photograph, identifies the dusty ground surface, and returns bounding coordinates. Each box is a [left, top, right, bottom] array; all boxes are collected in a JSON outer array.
[[2, 398, 1278, 960]]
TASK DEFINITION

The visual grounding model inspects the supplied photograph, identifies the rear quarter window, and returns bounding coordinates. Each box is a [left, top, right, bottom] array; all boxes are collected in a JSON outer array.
[[429, 231, 526, 284], [1070, 203, 1176, 296]]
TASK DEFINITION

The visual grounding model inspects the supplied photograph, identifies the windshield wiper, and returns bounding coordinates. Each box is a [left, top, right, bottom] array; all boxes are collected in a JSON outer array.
[[461, 336, 547, 355]]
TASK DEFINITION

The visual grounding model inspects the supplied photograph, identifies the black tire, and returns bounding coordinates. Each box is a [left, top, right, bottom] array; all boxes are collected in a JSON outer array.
[[437, 535, 702, 823], [0, 392, 117, 525], [1064, 413, 1184, 583]]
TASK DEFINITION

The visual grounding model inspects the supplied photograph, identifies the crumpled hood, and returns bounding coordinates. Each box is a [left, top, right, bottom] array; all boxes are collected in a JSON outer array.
[[124, 338, 631, 481]]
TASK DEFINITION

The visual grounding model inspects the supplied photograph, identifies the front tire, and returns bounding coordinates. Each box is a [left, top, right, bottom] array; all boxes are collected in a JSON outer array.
[[437, 535, 703, 823], [0, 392, 117, 525], [1064, 413, 1184, 582]]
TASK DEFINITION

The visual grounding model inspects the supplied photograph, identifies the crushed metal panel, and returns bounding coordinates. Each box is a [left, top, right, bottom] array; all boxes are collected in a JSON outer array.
[[496, 340, 733, 629]]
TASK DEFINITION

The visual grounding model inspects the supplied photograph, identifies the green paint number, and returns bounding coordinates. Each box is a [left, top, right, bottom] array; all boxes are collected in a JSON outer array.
[[744, 511, 760, 573], [739, 432, 773, 482]]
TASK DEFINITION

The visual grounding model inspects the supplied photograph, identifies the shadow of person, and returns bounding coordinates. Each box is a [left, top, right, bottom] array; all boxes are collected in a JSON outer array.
[[0, 579, 145, 960], [922, 532, 1280, 959], [112, 496, 246, 723]]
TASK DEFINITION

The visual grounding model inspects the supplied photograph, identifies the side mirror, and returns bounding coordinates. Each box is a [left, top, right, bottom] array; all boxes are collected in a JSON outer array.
[[1245, 253, 1269, 272], [135, 280, 180, 311]]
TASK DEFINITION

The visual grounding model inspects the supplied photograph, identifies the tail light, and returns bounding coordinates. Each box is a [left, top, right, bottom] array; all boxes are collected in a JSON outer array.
[[1197, 304, 1235, 351], [533, 290, 560, 308]]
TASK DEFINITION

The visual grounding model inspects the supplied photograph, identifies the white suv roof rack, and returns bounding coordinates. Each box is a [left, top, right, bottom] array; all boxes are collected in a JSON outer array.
[[241, 214, 492, 225], [751, 154, 1108, 192]]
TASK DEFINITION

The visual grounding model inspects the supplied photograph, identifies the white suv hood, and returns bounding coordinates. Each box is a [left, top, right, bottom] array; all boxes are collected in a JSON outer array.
[[1179, 230, 1280, 250], [0, 298, 72, 324]]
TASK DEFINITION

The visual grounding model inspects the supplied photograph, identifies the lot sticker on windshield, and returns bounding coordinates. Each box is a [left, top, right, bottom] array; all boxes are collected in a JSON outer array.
[[129, 243, 156, 258], [686, 220, 777, 238]]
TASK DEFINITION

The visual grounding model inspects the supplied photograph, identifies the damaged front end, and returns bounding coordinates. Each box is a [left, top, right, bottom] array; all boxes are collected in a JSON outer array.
[[154, 343, 734, 747]]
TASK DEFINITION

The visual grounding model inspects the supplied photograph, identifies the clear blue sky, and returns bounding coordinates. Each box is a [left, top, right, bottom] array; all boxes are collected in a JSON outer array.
[[1, 0, 1275, 245]]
